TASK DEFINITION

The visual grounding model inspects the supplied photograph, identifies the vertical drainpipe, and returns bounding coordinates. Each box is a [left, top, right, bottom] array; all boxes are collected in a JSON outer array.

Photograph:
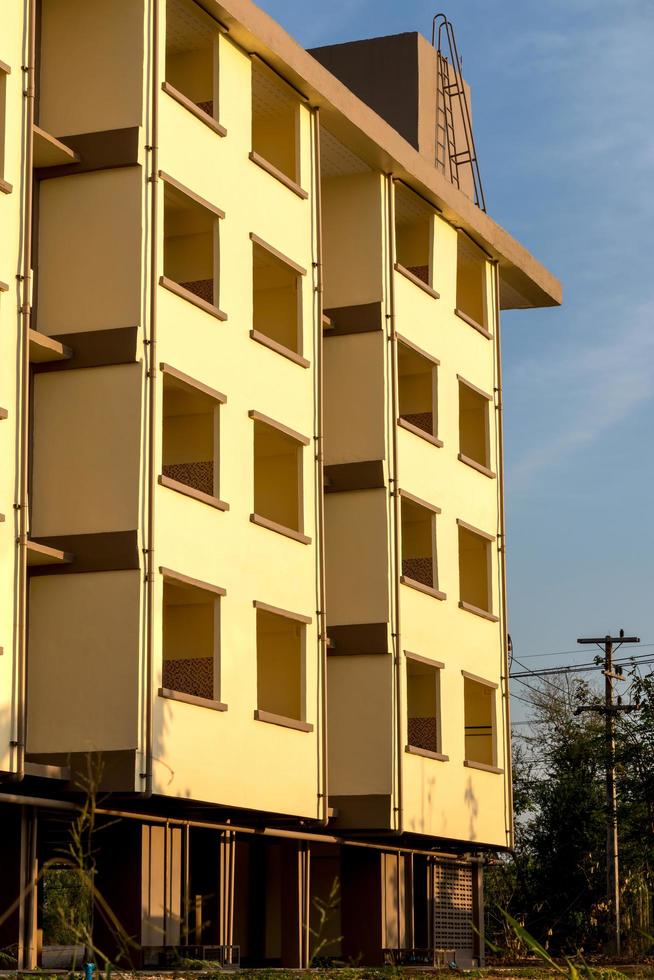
[[386, 174, 404, 836], [492, 260, 514, 850], [142, 0, 159, 800], [12, 0, 37, 784], [312, 106, 328, 827]]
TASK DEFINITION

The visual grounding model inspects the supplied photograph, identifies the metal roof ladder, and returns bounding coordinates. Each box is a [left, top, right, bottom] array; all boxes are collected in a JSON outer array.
[[432, 13, 486, 212]]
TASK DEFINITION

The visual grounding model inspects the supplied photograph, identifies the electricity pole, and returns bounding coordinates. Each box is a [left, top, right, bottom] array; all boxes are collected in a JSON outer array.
[[575, 630, 639, 958]]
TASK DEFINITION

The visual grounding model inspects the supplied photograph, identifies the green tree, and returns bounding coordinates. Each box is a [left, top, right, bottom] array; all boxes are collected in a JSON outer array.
[[486, 668, 654, 957]]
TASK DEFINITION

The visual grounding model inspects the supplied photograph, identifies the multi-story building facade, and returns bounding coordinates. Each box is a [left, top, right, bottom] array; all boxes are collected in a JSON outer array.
[[0, 0, 560, 970]]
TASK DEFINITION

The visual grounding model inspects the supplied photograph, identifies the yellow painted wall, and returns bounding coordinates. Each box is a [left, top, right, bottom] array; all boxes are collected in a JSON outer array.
[[325, 489, 390, 626], [31, 364, 143, 537], [328, 655, 393, 795], [27, 571, 141, 754], [393, 210, 508, 846], [167, 50, 213, 106], [257, 612, 303, 720], [164, 412, 213, 465], [150, 26, 323, 818], [38, 0, 146, 137], [322, 173, 384, 309], [37, 168, 144, 335], [323, 333, 386, 466], [322, 181, 510, 846], [0, 1, 26, 776]]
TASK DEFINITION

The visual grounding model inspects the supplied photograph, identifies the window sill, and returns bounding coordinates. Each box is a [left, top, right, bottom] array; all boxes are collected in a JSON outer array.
[[160, 276, 228, 321], [161, 81, 227, 137], [458, 600, 499, 623], [400, 576, 446, 601], [159, 688, 228, 711], [464, 759, 504, 775], [454, 308, 492, 339], [0, 178, 13, 195], [250, 329, 309, 368], [248, 151, 308, 200], [254, 709, 313, 732], [394, 263, 440, 300], [458, 453, 496, 479], [159, 474, 229, 511], [398, 417, 443, 448], [250, 513, 311, 544], [405, 745, 449, 762]]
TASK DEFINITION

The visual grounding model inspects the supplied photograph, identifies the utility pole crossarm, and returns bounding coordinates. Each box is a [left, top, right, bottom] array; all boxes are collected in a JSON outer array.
[[577, 637, 640, 644]]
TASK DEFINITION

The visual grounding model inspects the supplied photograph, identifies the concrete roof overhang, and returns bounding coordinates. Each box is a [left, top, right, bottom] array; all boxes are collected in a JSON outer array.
[[197, 0, 562, 310]]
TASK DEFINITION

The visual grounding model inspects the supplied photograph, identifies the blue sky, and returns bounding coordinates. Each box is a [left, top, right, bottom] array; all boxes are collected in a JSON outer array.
[[257, 0, 654, 706]]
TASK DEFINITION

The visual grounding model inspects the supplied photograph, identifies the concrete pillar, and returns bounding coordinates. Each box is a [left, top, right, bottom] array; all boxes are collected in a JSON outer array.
[[341, 846, 384, 965], [218, 830, 235, 949], [280, 840, 310, 967], [471, 861, 485, 967], [92, 819, 142, 967], [0, 806, 38, 970]]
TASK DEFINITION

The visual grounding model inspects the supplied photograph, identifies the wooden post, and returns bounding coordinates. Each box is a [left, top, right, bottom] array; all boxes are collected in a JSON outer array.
[[471, 861, 485, 967], [219, 830, 235, 948]]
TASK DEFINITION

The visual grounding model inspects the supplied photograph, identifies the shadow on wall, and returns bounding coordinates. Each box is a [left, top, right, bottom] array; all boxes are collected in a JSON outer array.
[[464, 776, 478, 842], [404, 771, 478, 842], [151, 695, 185, 797]]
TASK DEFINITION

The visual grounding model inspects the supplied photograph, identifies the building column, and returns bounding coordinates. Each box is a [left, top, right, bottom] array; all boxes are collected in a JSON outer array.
[[92, 819, 143, 968], [0, 807, 37, 969], [0, 806, 38, 970], [218, 830, 235, 949], [341, 846, 384, 965], [280, 840, 310, 967], [471, 861, 485, 967]]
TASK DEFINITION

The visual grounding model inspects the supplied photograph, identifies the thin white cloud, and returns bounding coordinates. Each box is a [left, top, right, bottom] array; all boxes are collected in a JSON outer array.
[[508, 302, 654, 487]]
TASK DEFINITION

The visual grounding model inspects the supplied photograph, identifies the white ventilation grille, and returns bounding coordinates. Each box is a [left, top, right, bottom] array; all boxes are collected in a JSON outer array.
[[432, 861, 474, 953]]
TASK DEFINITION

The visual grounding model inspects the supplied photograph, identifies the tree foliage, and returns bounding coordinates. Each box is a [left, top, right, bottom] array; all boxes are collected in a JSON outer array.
[[486, 669, 654, 957]]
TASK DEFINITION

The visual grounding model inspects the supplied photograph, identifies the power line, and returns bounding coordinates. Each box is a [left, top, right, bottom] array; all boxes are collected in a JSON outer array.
[[509, 690, 536, 708], [516, 642, 652, 661], [510, 653, 654, 679], [511, 658, 654, 680], [512, 654, 566, 695]]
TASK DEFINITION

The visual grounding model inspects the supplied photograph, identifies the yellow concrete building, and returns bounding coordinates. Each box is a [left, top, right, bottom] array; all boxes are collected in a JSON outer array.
[[0, 0, 560, 970]]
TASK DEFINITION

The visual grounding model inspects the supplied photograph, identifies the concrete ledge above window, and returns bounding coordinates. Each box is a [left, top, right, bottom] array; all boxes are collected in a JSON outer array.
[[159, 688, 228, 711], [248, 150, 308, 199], [400, 575, 446, 601], [458, 599, 499, 623], [405, 745, 449, 762], [395, 262, 440, 299], [161, 81, 227, 137], [250, 513, 311, 544], [454, 307, 492, 339], [458, 452, 496, 479], [159, 474, 229, 511], [160, 276, 227, 321], [464, 759, 504, 775], [254, 709, 313, 732]]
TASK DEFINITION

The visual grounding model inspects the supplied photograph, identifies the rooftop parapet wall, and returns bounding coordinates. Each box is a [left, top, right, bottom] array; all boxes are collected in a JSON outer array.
[[311, 33, 476, 203], [310, 34, 437, 161]]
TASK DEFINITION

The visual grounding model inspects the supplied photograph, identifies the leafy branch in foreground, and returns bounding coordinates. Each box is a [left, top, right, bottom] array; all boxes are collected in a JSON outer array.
[[502, 908, 630, 980]]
